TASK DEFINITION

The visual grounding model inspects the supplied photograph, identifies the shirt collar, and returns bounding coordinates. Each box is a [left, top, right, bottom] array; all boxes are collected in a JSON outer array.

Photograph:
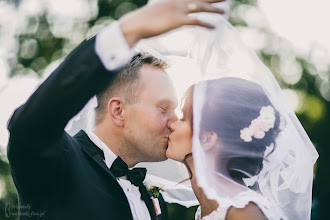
[[86, 130, 117, 169]]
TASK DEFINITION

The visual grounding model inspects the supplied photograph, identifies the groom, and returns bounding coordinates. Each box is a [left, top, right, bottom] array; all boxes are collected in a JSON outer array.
[[7, 0, 225, 219]]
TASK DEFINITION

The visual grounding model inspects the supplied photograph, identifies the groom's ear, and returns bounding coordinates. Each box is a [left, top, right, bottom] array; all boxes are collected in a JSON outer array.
[[108, 97, 125, 127], [200, 131, 218, 151]]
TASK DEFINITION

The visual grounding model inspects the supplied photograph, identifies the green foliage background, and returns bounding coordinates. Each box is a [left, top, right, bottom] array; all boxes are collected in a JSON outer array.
[[0, 0, 329, 219]]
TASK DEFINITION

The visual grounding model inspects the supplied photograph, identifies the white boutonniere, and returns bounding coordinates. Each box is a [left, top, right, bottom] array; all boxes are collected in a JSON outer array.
[[145, 181, 164, 198], [144, 181, 165, 216]]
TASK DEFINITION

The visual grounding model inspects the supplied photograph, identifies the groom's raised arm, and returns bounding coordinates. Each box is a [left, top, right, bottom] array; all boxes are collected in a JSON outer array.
[[7, 0, 225, 197], [6, 22, 132, 198]]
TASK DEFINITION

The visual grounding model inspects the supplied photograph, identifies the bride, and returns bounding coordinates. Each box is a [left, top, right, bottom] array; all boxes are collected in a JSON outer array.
[[136, 1, 317, 219], [166, 77, 282, 219]]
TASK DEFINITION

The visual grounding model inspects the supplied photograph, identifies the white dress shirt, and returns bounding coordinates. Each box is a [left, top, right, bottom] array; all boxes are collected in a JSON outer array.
[[86, 130, 151, 220], [95, 21, 135, 71]]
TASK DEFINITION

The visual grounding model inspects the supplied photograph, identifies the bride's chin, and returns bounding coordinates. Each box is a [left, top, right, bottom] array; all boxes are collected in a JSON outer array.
[[166, 151, 182, 163]]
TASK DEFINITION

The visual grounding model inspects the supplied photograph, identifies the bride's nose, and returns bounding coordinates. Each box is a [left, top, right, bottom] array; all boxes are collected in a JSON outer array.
[[169, 121, 176, 132]]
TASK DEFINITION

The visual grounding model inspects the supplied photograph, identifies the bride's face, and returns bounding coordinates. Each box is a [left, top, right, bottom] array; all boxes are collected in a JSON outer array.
[[166, 111, 192, 162]]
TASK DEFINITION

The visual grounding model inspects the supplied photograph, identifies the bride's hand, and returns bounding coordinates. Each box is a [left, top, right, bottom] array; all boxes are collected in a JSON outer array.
[[119, 0, 227, 47]]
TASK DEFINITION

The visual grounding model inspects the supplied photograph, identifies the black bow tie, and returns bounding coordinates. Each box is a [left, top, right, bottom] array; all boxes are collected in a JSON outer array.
[[110, 157, 147, 187]]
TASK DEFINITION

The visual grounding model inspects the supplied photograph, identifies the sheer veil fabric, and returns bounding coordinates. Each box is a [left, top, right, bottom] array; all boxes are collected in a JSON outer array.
[[134, 0, 318, 218], [65, 1, 318, 218]]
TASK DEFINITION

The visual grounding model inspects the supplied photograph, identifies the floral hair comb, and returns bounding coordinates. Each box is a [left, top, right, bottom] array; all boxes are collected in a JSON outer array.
[[240, 106, 276, 142]]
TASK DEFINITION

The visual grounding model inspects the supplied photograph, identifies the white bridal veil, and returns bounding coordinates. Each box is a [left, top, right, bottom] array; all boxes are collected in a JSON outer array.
[[66, 0, 318, 218]]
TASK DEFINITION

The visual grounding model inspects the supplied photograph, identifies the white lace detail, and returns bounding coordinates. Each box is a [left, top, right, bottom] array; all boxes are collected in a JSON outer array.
[[195, 205, 226, 220], [195, 190, 280, 220]]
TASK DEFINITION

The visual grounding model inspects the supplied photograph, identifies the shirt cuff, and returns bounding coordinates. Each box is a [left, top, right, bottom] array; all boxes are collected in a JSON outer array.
[[95, 21, 135, 71]]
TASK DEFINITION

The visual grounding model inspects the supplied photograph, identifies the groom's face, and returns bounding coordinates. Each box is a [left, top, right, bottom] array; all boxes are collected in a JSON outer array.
[[123, 64, 178, 162]]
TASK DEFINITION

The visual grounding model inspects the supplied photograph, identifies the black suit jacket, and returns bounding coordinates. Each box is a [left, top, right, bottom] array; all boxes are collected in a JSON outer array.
[[7, 37, 168, 220]]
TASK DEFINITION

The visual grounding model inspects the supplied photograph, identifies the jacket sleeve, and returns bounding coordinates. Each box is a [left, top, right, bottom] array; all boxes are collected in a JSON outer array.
[[7, 36, 120, 198]]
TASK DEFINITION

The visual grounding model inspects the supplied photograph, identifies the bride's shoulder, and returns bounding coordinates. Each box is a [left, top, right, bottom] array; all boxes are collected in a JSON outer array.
[[226, 202, 267, 220], [226, 190, 274, 220]]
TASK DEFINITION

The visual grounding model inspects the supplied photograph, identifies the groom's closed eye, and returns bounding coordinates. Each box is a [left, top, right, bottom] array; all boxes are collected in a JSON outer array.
[[156, 100, 174, 114], [159, 106, 167, 113]]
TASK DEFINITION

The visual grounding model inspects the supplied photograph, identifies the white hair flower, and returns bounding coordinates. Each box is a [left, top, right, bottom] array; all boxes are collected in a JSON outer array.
[[260, 106, 276, 130], [240, 128, 253, 142], [240, 105, 276, 142]]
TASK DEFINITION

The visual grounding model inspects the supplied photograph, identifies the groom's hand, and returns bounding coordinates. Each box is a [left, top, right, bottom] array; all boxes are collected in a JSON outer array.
[[120, 0, 227, 47]]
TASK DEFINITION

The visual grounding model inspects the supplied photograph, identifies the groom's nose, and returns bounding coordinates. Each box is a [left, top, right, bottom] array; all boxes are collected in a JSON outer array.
[[167, 113, 178, 129]]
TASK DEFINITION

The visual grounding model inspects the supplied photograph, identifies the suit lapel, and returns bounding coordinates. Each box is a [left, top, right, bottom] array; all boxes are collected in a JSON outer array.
[[75, 130, 158, 220], [139, 184, 157, 220], [74, 130, 129, 201]]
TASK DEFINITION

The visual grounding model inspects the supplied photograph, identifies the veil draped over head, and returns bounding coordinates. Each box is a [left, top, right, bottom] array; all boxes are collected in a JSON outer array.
[[65, 0, 318, 218]]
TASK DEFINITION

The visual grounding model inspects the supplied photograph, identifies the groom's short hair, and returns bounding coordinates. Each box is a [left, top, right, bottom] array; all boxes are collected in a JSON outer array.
[[95, 52, 167, 125]]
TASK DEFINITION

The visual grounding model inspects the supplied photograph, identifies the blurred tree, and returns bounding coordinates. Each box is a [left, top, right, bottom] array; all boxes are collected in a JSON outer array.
[[1, 0, 329, 219]]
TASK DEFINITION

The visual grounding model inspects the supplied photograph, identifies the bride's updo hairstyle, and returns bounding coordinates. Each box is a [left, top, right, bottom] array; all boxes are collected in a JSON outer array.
[[196, 77, 282, 182]]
